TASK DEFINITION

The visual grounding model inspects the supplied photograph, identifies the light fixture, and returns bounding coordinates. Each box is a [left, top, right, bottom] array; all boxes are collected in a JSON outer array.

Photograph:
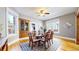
[[36, 8, 50, 16]]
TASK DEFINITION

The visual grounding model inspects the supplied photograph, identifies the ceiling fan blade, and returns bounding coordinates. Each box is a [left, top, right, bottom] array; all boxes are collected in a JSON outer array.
[[45, 12, 50, 14]]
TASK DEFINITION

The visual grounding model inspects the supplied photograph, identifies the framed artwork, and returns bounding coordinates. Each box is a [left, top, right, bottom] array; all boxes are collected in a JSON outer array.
[[32, 23, 35, 31]]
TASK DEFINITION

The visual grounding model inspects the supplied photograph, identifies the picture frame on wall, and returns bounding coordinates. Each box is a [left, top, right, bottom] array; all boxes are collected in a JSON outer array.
[[32, 23, 35, 31]]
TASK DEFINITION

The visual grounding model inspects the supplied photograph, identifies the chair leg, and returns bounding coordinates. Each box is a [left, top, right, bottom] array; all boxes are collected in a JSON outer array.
[[44, 42, 47, 49], [29, 42, 30, 47], [45, 41, 49, 49], [30, 43, 33, 49], [48, 41, 50, 47], [51, 40, 53, 44], [47, 40, 52, 47], [29, 42, 33, 49]]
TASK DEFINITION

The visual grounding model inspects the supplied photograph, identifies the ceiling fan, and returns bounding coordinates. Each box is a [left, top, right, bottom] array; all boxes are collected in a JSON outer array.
[[40, 10, 50, 15], [37, 9, 50, 16]]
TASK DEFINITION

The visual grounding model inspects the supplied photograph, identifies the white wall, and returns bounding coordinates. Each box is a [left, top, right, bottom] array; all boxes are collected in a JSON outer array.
[[0, 7, 6, 38]]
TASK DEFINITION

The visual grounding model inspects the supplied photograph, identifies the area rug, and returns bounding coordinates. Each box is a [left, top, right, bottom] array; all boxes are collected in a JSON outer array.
[[20, 38, 61, 51], [20, 43, 32, 51]]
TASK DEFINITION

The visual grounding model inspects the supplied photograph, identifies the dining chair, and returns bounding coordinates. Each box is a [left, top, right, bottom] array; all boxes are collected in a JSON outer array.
[[47, 30, 54, 46], [50, 31, 53, 44], [43, 30, 53, 49], [40, 32, 49, 49], [28, 32, 38, 49]]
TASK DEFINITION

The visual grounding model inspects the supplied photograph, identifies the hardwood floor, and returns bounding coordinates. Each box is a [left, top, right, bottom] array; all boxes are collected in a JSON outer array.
[[60, 39, 79, 51], [8, 38, 61, 51], [8, 37, 79, 51]]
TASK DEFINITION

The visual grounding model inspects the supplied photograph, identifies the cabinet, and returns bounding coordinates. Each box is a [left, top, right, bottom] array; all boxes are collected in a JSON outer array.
[[19, 18, 30, 38]]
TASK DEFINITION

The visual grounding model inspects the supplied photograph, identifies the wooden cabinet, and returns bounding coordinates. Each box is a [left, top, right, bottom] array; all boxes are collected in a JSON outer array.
[[19, 18, 30, 38]]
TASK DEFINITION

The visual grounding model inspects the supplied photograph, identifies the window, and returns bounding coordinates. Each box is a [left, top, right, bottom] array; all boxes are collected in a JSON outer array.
[[8, 14, 15, 34], [52, 21, 59, 33], [46, 19, 59, 33]]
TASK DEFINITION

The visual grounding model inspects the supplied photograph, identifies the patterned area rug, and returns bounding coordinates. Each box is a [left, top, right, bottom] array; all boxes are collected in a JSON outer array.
[[20, 43, 32, 51], [20, 38, 61, 51]]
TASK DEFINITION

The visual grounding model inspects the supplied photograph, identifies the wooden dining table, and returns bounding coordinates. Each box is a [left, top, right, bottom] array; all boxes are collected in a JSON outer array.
[[36, 35, 44, 39], [35, 35, 45, 46]]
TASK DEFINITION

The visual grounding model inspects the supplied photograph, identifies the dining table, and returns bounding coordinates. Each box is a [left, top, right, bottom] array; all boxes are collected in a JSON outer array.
[[36, 35, 44, 39], [35, 35, 45, 46]]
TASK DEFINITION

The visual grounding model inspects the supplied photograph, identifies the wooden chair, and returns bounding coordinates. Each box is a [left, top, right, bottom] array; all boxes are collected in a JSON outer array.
[[50, 31, 53, 44], [44, 30, 53, 48], [47, 30, 54, 46], [28, 32, 38, 49], [45, 32, 51, 48], [39, 32, 49, 49]]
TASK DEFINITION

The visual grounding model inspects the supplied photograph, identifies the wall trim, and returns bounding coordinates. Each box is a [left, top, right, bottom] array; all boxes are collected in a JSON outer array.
[[54, 35, 76, 42], [8, 39, 19, 46], [8, 39, 19, 51], [19, 37, 29, 40]]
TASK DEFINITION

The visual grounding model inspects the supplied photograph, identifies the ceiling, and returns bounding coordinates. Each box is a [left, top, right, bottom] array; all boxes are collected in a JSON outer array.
[[11, 7, 77, 21]]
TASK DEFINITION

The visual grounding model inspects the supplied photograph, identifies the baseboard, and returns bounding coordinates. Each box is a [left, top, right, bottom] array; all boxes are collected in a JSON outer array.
[[19, 37, 29, 43], [19, 39, 29, 43], [54, 35, 76, 42], [8, 40, 19, 51], [19, 37, 29, 40], [8, 39, 19, 46]]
